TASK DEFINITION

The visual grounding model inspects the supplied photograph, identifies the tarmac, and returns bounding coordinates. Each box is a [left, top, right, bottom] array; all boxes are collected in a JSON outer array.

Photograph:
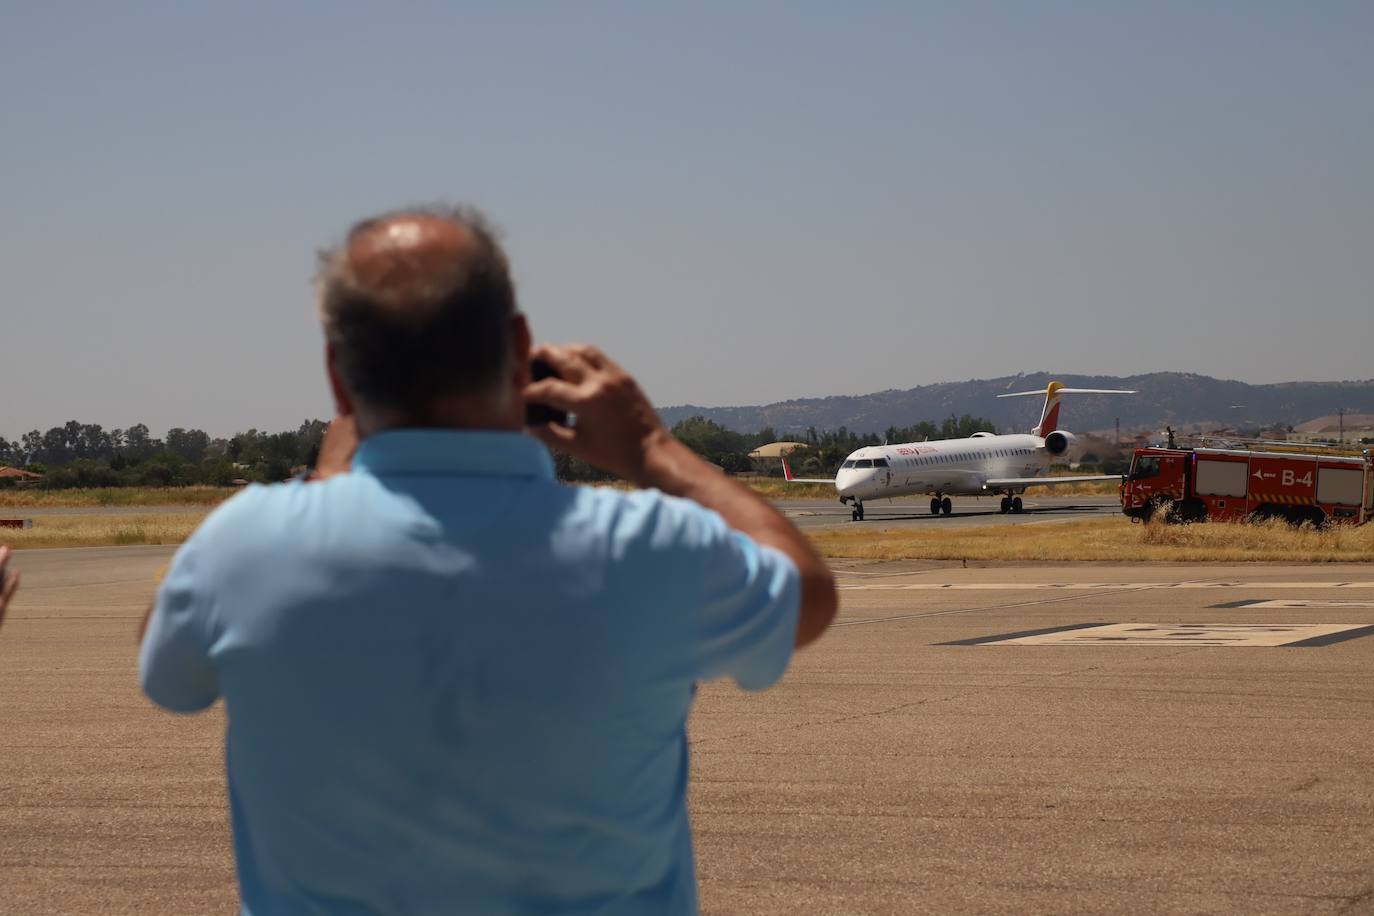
[[776, 494, 1121, 529], [3, 546, 1374, 914]]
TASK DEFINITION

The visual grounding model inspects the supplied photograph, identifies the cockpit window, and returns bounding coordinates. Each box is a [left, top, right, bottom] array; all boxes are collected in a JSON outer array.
[[854, 459, 873, 468], [873, 458, 889, 468], [841, 460, 856, 469], [1132, 456, 1161, 479]]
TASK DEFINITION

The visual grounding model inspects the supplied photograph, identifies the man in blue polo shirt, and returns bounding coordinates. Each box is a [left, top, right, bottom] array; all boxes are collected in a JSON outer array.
[[139, 206, 837, 915]]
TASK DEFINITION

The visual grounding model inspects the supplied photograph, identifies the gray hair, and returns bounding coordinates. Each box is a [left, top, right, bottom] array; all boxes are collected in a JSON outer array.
[[316, 204, 519, 414]]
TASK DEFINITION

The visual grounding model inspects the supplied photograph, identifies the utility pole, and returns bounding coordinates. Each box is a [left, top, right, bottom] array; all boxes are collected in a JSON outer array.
[[1339, 406, 1345, 444]]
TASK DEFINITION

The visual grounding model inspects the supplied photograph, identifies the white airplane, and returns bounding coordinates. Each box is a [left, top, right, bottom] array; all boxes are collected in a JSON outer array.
[[781, 380, 1134, 521]]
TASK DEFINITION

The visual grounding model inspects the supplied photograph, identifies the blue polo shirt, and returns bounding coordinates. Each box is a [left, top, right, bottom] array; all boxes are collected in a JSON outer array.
[[139, 430, 800, 916]]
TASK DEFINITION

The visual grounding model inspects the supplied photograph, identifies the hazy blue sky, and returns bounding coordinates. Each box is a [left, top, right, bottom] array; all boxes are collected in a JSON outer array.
[[3, 2, 1371, 438]]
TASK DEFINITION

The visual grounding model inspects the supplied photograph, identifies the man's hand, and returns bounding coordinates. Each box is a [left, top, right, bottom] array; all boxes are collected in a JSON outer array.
[[313, 416, 359, 480], [524, 344, 836, 648], [523, 344, 674, 486], [0, 545, 19, 631]]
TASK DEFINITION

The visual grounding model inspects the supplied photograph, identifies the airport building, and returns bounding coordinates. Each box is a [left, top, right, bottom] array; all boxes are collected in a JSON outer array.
[[1287, 413, 1374, 445]]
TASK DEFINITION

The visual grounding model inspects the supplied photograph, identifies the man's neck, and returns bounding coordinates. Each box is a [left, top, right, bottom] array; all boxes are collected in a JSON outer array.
[[355, 394, 522, 438]]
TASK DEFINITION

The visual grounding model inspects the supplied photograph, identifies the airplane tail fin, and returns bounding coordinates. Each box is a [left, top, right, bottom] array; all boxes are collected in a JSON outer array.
[[779, 455, 834, 485], [997, 381, 1135, 436]]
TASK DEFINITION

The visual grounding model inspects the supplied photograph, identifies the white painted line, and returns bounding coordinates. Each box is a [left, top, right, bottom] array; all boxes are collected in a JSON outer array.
[[838, 581, 1374, 591], [984, 623, 1370, 648], [1239, 600, 1374, 609]]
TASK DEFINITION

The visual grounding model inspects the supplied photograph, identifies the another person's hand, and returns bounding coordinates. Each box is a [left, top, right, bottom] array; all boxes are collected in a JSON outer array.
[[523, 345, 673, 485], [313, 416, 359, 480], [0, 545, 19, 630]]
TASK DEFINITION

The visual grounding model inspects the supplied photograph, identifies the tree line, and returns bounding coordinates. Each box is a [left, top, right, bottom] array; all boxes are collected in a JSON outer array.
[[0, 413, 996, 489], [0, 421, 330, 488]]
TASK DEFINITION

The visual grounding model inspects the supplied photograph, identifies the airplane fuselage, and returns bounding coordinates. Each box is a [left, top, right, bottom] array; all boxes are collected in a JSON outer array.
[[834, 433, 1049, 502]]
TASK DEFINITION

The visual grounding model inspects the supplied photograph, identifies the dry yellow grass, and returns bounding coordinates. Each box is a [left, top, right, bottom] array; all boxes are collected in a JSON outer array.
[[0, 486, 235, 508], [744, 479, 836, 500], [809, 517, 1374, 563], [1022, 479, 1120, 496], [5, 503, 1370, 563], [578, 479, 838, 499], [4, 513, 210, 550]]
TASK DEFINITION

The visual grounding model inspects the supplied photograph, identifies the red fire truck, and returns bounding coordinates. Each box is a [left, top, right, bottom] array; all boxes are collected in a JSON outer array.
[[1121, 445, 1374, 526]]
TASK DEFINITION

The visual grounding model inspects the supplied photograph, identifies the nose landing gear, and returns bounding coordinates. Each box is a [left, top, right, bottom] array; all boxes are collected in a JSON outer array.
[[851, 501, 865, 522]]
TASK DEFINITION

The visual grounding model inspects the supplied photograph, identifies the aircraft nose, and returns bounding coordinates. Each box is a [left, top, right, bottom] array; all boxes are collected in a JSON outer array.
[[835, 470, 867, 498]]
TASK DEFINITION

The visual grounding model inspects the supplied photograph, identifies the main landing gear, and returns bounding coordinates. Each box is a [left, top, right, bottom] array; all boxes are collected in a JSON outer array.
[[929, 496, 952, 516], [999, 495, 1024, 514]]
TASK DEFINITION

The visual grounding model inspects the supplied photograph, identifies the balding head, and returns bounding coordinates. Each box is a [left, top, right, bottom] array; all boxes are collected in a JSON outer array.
[[317, 205, 520, 426], [344, 214, 479, 305]]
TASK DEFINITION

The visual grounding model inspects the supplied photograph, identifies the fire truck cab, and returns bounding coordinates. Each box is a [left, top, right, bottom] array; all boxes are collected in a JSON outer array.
[[1122, 446, 1373, 526]]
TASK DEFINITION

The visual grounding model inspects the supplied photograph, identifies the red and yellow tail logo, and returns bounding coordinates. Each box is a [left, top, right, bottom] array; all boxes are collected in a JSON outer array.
[[1036, 381, 1066, 436]]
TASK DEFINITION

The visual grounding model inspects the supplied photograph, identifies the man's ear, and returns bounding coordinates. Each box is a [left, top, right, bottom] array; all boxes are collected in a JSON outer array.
[[511, 314, 532, 388], [325, 342, 355, 417]]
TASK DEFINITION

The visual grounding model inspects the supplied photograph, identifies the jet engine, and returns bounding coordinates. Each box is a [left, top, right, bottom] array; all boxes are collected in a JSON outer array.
[[1043, 430, 1076, 457]]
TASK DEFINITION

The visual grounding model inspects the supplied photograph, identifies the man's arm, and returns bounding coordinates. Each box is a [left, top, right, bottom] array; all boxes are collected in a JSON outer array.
[[313, 415, 358, 479], [0, 545, 19, 632], [138, 538, 219, 713], [524, 345, 837, 648], [136, 417, 357, 646]]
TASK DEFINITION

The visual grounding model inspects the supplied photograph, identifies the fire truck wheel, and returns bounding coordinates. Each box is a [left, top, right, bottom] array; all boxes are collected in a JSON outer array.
[[1287, 507, 1325, 529], [1172, 499, 1206, 524]]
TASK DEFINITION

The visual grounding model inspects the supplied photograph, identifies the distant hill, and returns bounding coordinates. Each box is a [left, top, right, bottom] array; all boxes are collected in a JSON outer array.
[[658, 373, 1374, 436]]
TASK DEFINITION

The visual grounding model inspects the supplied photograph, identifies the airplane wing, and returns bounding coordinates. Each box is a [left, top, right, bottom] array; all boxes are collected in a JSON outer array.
[[997, 388, 1137, 398], [984, 475, 1124, 489], [780, 457, 834, 485]]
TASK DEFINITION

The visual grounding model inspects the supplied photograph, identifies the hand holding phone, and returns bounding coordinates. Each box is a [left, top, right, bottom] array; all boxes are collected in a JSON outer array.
[[525, 358, 572, 427]]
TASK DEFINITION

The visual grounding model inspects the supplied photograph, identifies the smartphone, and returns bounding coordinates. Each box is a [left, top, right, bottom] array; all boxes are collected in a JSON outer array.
[[525, 358, 571, 427]]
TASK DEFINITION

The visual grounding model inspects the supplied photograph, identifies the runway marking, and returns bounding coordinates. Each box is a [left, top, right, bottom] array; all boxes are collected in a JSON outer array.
[[838, 581, 1374, 591], [1213, 599, 1374, 609], [833, 586, 1153, 629], [943, 622, 1374, 648]]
